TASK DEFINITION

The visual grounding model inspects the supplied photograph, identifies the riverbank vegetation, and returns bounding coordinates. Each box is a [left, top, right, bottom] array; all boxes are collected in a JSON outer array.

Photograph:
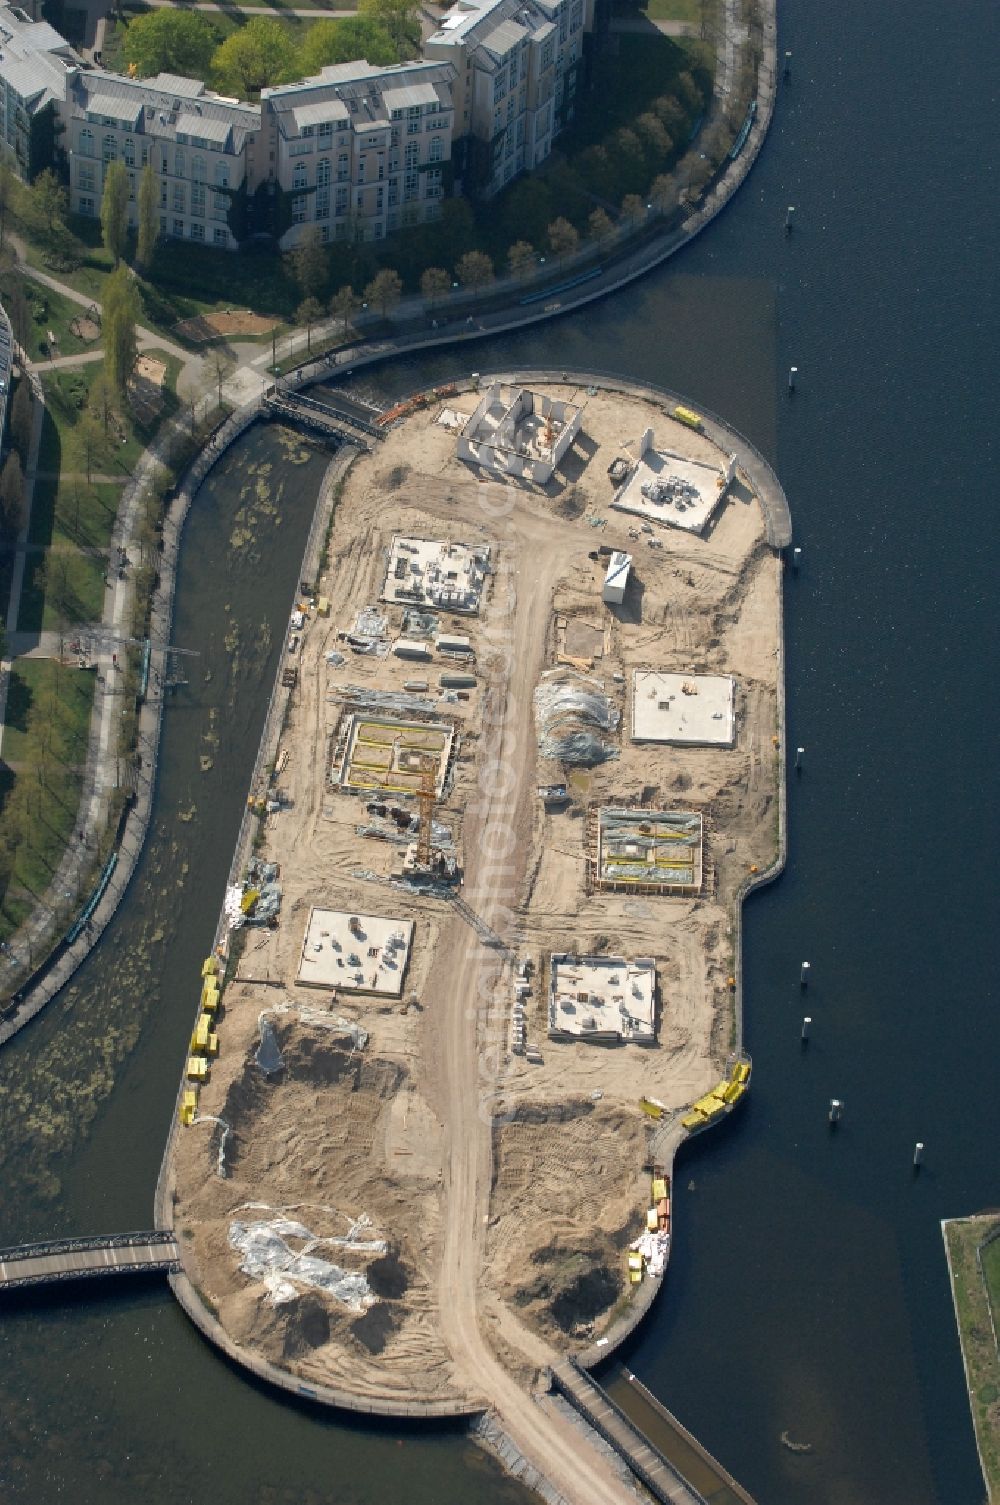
[[944, 1219, 1000, 1501]]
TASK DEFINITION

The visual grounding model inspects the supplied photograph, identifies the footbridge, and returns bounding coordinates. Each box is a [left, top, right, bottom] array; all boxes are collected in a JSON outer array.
[[0, 1231, 179, 1291], [262, 387, 383, 447]]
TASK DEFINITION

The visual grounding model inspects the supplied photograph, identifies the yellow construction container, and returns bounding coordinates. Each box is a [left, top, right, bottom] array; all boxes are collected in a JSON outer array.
[[316, 596, 330, 617], [207, 1032, 219, 1057], [651, 1177, 667, 1202], [187, 1056, 209, 1082], [646, 1208, 659, 1232], [629, 1269, 643, 1284], [734, 1062, 751, 1083], [201, 957, 218, 978], [681, 1112, 704, 1130], [724, 1081, 746, 1104], [201, 986, 219, 1014], [673, 405, 703, 430], [179, 1089, 198, 1125], [241, 888, 260, 914], [627, 1251, 644, 1272], [192, 1014, 212, 1052], [639, 1095, 666, 1120]]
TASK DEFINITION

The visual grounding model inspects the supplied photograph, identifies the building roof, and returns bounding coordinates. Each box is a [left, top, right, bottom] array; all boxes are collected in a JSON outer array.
[[265, 59, 455, 135], [175, 110, 232, 144], [0, 2, 81, 112], [429, 0, 560, 51], [69, 71, 259, 151]]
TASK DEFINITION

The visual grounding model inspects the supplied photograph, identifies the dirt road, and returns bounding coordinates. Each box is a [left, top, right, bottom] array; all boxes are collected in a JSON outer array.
[[434, 500, 638, 1503]]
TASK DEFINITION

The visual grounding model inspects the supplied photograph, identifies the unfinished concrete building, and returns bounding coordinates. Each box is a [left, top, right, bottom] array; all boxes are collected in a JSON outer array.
[[612, 429, 737, 536], [332, 713, 454, 796], [383, 536, 490, 614], [457, 383, 583, 482], [296, 907, 414, 995], [548, 954, 657, 1045], [632, 671, 735, 747]]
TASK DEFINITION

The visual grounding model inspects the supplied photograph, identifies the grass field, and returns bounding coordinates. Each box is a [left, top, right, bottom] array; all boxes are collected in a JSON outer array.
[[644, 0, 702, 22], [17, 547, 106, 633], [0, 659, 96, 940], [29, 475, 123, 553], [0, 266, 93, 363], [943, 1217, 1000, 1503]]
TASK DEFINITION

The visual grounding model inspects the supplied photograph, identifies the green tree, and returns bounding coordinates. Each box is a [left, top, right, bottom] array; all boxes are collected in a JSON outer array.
[[299, 16, 397, 72], [0, 163, 17, 250], [547, 216, 578, 262], [648, 174, 678, 215], [420, 266, 450, 307], [297, 296, 323, 351], [9, 379, 32, 461], [635, 112, 672, 160], [136, 164, 159, 271], [506, 239, 535, 279], [329, 284, 360, 331], [100, 159, 130, 267], [0, 451, 24, 535], [73, 409, 105, 482], [103, 265, 139, 400], [620, 193, 645, 226], [212, 18, 298, 97], [207, 346, 234, 405], [357, 0, 420, 56], [587, 207, 613, 244], [363, 268, 402, 317], [288, 225, 327, 303], [30, 169, 67, 237], [455, 250, 493, 291], [123, 9, 218, 79]]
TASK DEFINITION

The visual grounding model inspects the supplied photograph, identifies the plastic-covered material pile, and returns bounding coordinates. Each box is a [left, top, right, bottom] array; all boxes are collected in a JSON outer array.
[[630, 1228, 670, 1277], [255, 1019, 284, 1076], [229, 1213, 386, 1308], [534, 670, 620, 767]]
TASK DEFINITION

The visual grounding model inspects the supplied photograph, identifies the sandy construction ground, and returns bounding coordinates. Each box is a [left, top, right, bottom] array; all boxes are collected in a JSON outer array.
[[171, 380, 781, 1418]]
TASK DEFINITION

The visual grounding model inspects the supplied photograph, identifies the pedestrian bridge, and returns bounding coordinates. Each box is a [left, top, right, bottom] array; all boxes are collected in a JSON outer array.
[[262, 387, 383, 447], [0, 1231, 179, 1291]]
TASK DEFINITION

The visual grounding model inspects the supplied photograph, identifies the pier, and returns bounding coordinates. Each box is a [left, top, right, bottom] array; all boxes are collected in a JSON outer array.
[[0, 1232, 179, 1291]]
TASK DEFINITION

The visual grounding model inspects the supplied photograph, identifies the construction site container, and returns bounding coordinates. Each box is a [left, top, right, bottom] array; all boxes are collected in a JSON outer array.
[[651, 1177, 668, 1201], [656, 1198, 669, 1218], [525, 1048, 543, 1064], [439, 672, 477, 689], [394, 639, 433, 661], [646, 1208, 659, 1232], [436, 634, 472, 655], [187, 1057, 209, 1082], [179, 1090, 198, 1125], [403, 679, 429, 692], [201, 957, 218, 978], [316, 596, 330, 616], [629, 1269, 643, 1284]]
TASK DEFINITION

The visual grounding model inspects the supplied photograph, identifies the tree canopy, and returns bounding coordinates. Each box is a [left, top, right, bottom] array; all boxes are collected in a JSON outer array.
[[211, 18, 298, 98], [123, 10, 218, 80], [103, 266, 140, 399], [100, 159, 130, 266], [358, 0, 420, 56], [299, 16, 398, 73]]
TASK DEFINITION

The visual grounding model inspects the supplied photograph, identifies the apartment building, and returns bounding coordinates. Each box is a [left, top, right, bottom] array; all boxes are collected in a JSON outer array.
[[0, 4, 82, 181], [424, 0, 593, 197], [262, 60, 456, 247], [64, 71, 260, 250]]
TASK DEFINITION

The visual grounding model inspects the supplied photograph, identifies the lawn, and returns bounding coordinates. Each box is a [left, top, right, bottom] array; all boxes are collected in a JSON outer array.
[[644, 0, 702, 22], [38, 353, 180, 479], [0, 265, 96, 363], [17, 546, 106, 633], [944, 1218, 1000, 1502], [0, 658, 97, 941], [29, 474, 123, 553]]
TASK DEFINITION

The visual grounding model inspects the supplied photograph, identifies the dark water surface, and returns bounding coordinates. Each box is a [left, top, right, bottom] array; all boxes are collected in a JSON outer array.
[[2, 0, 998, 1500]]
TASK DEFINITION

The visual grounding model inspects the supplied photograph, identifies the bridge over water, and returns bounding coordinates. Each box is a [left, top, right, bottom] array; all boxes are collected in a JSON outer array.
[[262, 387, 383, 447], [0, 1232, 179, 1291]]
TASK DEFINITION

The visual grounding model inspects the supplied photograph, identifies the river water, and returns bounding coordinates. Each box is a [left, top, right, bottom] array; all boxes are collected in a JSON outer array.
[[2, 0, 997, 1501]]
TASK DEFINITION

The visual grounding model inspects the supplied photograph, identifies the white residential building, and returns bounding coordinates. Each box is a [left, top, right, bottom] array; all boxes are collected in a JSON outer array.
[[424, 0, 593, 197], [64, 71, 259, 250], [262, 60, 456, 247], [0, 5, 82, 180]]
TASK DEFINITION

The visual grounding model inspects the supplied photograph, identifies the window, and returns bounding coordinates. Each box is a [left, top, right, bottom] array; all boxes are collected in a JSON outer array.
[[404, 169, 419, 201], [213, 227, 228, 246], [123, 137, 134, 165], [318, 121, 333, 141], [128, 173, 136, 200], [316, 157, 331, 186], [79, 195, 94, 215], [337, 153, 349, 182], [190, 222, 204, 241], [174, 149, 184, 177], [293, 162, 307, 189], [78, 163, 95, 191], [541, 39, 553, 68], [426, 167, 442, 199], [160, 184, 167, 207], [493, 70, 507, 100], [173, 185, 185, 212], [213, 193, 228, 219], [316, 188, 330, 219], [159, 215, 167, 233], [376, 185, 384, 210], [289, 139, 312, 156], [302, 125, 314, 138], [387, 180, 398, 207], [214, 161, 229, 188], [404, 142, 418, 167], [357, 158, 366, 183], [173, 217, 184, 236], [320, 224, 329, 243], [429, 136, 443, 163], [79, 127, 94, 156], [192, 154, 206, 182], [102, 133, 116, 162], [141, 145, 149, 167], [292, 194, 307, 223], [406, 117, 420, 135], [335, 185, 348, 215], [191, 182, 205, 217]]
